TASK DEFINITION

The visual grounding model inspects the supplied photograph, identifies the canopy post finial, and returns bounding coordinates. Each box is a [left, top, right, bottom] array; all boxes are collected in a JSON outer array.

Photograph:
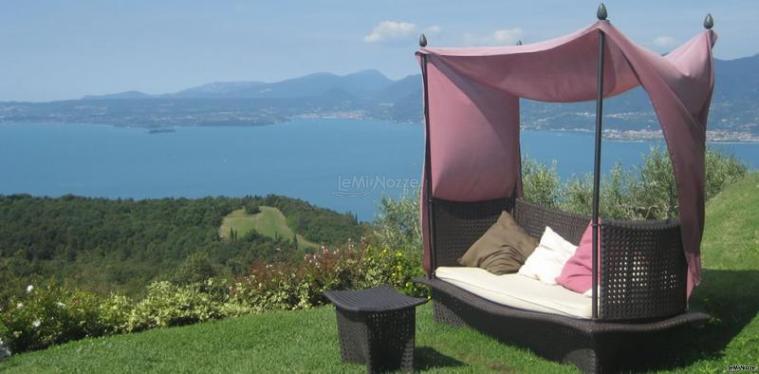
[[516, 40, 523, 46], [419, 34, 428, 47], [597, 3, 608, 21], [704, 13, 714, 29]]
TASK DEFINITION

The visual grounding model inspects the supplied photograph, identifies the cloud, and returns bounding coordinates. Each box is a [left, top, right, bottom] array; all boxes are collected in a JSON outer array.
[[425, 25, 442, 34], [492, 28, 523, 45], [653, 36, 677, 49], [364, 21, 417, 43], [463, 27, 524, 46]]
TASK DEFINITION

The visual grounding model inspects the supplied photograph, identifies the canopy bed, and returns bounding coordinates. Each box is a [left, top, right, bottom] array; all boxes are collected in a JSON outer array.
[[414, 5, 716, 373]]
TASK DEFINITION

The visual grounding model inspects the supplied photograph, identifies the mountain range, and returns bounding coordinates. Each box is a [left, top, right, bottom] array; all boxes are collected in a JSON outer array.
[[1, 54, 757, 139]]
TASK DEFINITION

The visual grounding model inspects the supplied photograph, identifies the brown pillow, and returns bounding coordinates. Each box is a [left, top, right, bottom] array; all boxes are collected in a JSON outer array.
[[458, 210, 539, 275]]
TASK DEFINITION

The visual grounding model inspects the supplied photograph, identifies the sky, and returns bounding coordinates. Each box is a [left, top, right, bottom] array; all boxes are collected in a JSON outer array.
[[1, 0, 757, 102]]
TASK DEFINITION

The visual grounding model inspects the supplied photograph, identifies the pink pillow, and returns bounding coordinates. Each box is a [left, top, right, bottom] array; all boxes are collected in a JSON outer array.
[[556, 221, 600, 294]]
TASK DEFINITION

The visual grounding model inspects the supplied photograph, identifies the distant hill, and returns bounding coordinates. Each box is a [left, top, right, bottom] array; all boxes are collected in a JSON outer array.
[[0, 55, 757, 136], [714, 54, 759, 103], [82, 90, 153, 100], [0, 194, 365, 299], [171, 70, 393, 99], [219, 206, 319, 251], [171, 81, 266, 98]]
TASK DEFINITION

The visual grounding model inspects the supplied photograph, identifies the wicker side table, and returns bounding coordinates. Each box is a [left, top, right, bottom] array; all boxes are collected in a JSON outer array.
[[324, 285, 427, 373]]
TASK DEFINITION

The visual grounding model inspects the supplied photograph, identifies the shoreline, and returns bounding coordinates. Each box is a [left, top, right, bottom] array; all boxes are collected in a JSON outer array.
[[2, 118, 759, 143]]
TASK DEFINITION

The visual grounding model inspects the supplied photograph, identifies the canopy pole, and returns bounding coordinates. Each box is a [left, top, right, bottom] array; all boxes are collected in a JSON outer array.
[[419, 34, 437, 279], [592, 3, 608, 320]]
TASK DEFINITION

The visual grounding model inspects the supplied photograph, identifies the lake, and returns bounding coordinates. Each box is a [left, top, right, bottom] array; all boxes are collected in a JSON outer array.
[[1, 119, 757, 221]]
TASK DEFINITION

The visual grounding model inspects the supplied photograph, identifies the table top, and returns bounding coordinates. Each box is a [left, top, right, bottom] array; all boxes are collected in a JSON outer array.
[[324, 285, 427, 313]]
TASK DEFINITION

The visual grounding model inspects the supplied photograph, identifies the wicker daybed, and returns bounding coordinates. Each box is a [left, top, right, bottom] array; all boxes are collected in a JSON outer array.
[[415, 198, 709, 372], [413, 5, 716, 373]]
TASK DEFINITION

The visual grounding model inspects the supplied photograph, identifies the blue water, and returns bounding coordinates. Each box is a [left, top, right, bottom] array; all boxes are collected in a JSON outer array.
[[1, 120, 757, 221]]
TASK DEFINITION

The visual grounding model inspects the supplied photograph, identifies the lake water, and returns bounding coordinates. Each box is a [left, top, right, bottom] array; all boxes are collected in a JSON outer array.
[[1, 120, 757, 221]]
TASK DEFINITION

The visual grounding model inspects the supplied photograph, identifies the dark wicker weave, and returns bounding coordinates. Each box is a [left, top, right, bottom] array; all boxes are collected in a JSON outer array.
[[512, 198, 589, 244], [421, 197, 705, 372], [324, 286, 427, 373], [431, 197, 513, 267], [430, 197, 687, 320], [598, 218, 687, 320]]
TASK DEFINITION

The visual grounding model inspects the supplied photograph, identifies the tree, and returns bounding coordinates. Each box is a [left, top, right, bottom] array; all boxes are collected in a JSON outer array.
[[172, 252, 216, 284]]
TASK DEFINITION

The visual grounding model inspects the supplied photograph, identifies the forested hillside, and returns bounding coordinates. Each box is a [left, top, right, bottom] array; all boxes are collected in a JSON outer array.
[[0, 194, 365, 301]]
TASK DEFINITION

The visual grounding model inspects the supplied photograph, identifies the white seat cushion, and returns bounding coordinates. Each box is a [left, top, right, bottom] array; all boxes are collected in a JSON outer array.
[[436, 266, 592, 319]]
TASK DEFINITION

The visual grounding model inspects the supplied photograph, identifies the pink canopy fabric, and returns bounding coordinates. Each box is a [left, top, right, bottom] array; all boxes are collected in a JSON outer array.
[[418, 21, 717, 298]]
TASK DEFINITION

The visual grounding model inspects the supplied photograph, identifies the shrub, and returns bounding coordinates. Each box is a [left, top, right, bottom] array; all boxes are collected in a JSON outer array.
[[372, 147, 748, 248], [126, 281, 224, 332], [630, 147, 679, 219], [562, 174, 593, 217], [542, 147, 747, 220], [0, 320, 10, 357], [0, 284, 104, 353], [230, 242, 426, 313], [522, 158, 562, 208], [172, 252, 218, 285], [243, 202, 261, 215], [356, 246, 426, 296], [98, 294, 133, 334], [372, 196, 422, 254], [0, 241, 427, 355], [704, 149, 747, 200]]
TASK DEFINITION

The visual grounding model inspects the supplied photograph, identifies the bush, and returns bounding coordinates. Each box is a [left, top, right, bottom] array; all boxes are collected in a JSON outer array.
[[0, 284, 104, 353], [229, 242, 426, 313], [0, 241, 427, 355], [372, 196, 421, 254], [243, 202, 261, 215], [534, 147, 748, 220], [172, 252, 217, 285], [357, 246, 425, 296], [562, 174, 593, 217], [705, 149, 748, 200], [126, 281, 225, 332], [629, 147, 679, 219], [98, 294, 133, 335], [522, 158, 562, 208], [0, 320, 11, 358]]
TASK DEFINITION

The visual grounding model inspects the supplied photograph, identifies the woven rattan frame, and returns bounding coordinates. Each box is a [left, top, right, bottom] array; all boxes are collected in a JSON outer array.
[[428, 197, 688, 320], [512, 198, 589, 244], [334, 308, 416, 372], [431, 197, 513, 268], [599, 219, 687, 320], [325, 286, 426, 373], [417, 278, 709, 373]]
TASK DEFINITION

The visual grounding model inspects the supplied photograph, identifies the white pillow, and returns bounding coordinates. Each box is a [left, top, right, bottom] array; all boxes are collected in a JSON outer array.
[[518, 226, 577, 285]]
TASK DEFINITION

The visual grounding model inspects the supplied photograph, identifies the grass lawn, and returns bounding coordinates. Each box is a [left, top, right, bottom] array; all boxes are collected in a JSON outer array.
[[0, 304, 576, 373], [219, 206, 318, 250], [2, 174, 757, 373]]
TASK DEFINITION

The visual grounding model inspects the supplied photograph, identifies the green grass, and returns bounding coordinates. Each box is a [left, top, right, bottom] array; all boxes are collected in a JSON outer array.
[[2, 174, 758, 373], [0, 304, 573, 373], [700, 173, 759, 269], [219, 206, 318, 250]]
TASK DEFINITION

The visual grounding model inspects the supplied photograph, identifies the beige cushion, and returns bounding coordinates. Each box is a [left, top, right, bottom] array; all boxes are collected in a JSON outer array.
[[436, 266, 592, 319], [458, 211, 538, 275]]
